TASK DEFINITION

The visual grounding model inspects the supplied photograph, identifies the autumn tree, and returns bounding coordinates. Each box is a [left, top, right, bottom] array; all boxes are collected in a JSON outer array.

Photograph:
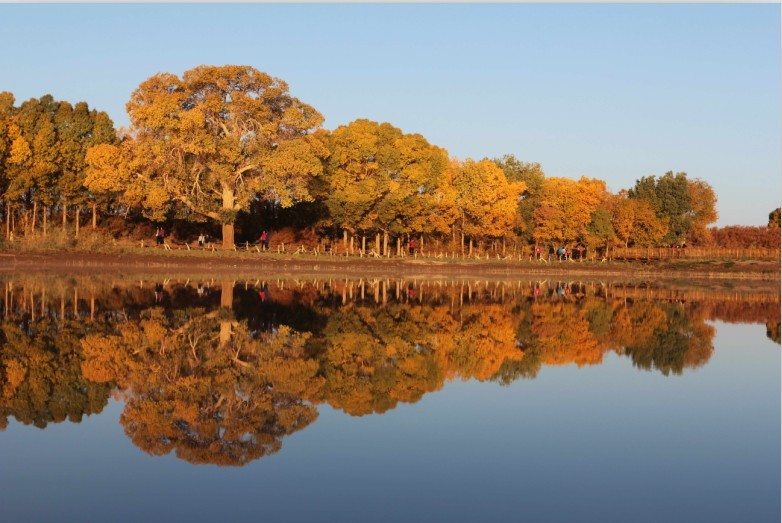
[[453, 159, 525, 251], [324, 119, 454, 255], [532, 176, 606, 250], [3, 95, 116, 237], [87, 65, 328, 249], [0, 92, 19, 234], [611, 194, 668, 247]]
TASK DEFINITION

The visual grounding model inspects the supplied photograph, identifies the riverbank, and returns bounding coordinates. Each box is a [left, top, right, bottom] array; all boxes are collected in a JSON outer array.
[[1, 249, 779, 283]]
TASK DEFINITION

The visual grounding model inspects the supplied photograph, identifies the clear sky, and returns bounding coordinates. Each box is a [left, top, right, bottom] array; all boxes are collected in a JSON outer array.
[[0, 3, 779, 226]]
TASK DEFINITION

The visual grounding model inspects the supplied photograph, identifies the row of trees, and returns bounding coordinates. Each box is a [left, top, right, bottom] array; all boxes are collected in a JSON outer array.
[[1, 65, 727, 252]]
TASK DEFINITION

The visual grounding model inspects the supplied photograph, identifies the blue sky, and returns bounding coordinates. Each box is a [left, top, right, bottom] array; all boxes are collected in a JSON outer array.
[[0, 3, 779, 226]]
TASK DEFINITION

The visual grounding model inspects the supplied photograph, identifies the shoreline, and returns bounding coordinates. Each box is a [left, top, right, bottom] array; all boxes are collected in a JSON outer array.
[[1, 249, 779, 283]]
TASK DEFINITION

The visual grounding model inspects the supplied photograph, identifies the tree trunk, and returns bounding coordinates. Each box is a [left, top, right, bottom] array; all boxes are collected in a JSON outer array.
[[349, 235, 354, 255], [5, 203, 9, 239], [92, 203, 97, 229], [222, 223, 235, 250], [362, 235, 366, 254], [396, 236, 401, 257], [43, 206, 47, 236], [375, 233, 380, 255], [75, 206, 81, 238], [383, 230, 389, 257], [469, 238, 473, 256], [221, 186, 235, 250], [32, 200, 37, 233], [343, 230, 348, 251], [62, 199, 68, 231]]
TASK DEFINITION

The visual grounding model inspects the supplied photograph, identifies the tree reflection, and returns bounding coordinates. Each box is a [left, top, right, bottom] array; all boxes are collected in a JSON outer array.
[[0, 315, 111, 430], [81, 283, 323, 466], [0, 277, 777, 465]]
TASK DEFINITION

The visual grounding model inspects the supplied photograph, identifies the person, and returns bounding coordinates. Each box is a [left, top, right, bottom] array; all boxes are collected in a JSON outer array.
[[409, 239, 416, 255], [155, 227, 165, 246], [197, 232, 205, 248], [260, 230, 269, 251], [535, 245, 541, 260]]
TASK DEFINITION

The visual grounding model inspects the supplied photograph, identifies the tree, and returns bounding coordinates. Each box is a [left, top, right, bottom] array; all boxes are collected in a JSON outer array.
[[492, 154, 545, 243], [584, 205, 616, 255], [769, 208, 780, 229], [532, 176, 606, 249], [93, 65, 327, 249], [628, 171, 717, 245], [612, 195, 668, 247], [4, 95, 116, 236], [324, 119, 454, 254], [453, 159, 525, 247]]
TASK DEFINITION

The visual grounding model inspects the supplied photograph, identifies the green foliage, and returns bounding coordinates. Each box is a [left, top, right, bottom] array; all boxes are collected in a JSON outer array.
[[769, 208, 780, 229], [628, 171, 717, 245]]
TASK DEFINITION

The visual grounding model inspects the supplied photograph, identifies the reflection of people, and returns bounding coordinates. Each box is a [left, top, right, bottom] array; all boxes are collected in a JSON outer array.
[[259, 283, 269, 302], [155, 283, 164, 303], [197, 281, 205, 297]]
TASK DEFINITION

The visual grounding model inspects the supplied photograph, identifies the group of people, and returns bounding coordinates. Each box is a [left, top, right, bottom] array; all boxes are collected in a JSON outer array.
[[533, 245, 574, 261], [152, 228, 272, 250]]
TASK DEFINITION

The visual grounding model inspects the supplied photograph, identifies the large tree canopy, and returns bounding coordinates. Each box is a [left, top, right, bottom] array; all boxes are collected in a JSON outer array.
[[324, 119, 454, 247], [88, 65, 328, 248]]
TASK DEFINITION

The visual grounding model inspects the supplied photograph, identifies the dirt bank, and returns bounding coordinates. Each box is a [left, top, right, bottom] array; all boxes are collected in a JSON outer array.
[[1, 249, 779, 283]]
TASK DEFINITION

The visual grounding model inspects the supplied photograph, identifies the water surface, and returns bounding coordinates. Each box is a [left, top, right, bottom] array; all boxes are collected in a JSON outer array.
[[0, 276, 778, 522]]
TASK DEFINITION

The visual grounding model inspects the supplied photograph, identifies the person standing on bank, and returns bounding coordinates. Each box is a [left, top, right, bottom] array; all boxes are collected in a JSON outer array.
[[155, 227, 165, 246], [260, 230, 269, 251]]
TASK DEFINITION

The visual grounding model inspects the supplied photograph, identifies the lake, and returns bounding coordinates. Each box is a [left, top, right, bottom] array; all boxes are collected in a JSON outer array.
[[0, 275, 779, 522]]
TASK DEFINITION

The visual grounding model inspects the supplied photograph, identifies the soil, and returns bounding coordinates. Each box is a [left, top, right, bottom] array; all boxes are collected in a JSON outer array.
[[1, 249, 779, 284]]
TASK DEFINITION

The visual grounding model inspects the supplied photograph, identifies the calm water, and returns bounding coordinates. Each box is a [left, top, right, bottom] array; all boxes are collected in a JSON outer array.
[[0, 276, 779, 523]]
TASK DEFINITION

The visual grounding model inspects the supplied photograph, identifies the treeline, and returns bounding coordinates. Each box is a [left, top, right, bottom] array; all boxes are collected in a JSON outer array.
[[0, 64, 774, 253]]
